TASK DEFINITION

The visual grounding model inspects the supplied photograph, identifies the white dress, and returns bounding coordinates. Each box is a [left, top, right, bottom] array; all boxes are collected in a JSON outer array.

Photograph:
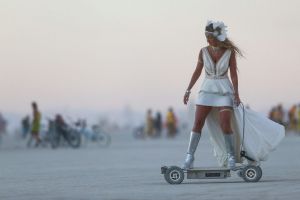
[[195, 47, 285, 166], [195, 47, 234, 107]]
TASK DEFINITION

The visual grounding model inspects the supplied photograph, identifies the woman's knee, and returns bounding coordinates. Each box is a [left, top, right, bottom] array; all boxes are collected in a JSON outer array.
[[220, 122, 232, 133], [192, 119, 205, 132], [193, 106, 211, 133], [219, 109, 232, 133]]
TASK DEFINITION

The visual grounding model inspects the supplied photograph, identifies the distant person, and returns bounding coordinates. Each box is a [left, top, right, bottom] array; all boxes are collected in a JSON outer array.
[[288, 105, 297, 131], [21, 115, 30, 138], [297, 104, 300, 133], [145, 109, 154, 137], [76, 118, 90, 140], [277, 104, 284, 125], [154, 111, 162, 137], [29, 102, 42, 147], [268, 106, 276, 122], [55, 114, 68, 134], [0, 113, 7, 144], [0, 113, 7, 134], [165, 107, 177, 138], [54, 114, 75, 145], [273, 104, 284, 125]]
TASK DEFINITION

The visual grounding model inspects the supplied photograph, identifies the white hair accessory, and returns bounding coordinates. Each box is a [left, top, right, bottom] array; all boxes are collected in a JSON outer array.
[[205, 20, 228, 42]]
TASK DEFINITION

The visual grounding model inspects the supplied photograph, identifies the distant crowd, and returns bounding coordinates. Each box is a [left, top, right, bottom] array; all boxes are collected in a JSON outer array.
[[1, 102, 300, 145], [269, 103, 300, 133], [142, 107, 178, 139]]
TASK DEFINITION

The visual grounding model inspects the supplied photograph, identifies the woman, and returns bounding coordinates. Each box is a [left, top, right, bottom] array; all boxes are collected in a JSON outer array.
[[182, 20, 284, 170]]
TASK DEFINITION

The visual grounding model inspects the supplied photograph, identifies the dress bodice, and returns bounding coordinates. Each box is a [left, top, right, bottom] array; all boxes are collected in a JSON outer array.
[[199, 47, 234, 96], [202, 47, 231, 79]]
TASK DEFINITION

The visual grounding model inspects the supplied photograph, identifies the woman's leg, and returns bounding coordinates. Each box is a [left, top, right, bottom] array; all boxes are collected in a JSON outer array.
[[219, 107, 236, 169], [193, 105, 213, 133], [183, 105, 212, 169], [219, 107, 233, 133]]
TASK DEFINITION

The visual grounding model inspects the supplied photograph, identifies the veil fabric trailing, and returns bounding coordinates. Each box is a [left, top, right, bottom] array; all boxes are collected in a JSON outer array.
[[203, 104, 285, 166]]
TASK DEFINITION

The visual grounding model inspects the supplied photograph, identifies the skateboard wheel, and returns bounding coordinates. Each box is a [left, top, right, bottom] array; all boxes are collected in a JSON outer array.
[[164, 166, 184, 184], [241, 165, 262, 182]]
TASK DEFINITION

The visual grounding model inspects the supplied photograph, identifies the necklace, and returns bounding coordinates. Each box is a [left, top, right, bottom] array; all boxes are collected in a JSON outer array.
[[210, 45, 221, 51]]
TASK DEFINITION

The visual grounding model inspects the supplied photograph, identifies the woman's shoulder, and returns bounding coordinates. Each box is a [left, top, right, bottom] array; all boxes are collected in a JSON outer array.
[[202, 46, 209, 50], [199, 46, 209, 54]]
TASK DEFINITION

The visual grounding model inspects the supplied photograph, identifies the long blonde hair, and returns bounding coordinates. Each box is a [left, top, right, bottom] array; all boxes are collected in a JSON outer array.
[[217, 38, 244, 57]]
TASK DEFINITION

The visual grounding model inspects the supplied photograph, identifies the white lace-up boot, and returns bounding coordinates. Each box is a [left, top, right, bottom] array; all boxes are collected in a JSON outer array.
[[224, 134, 236, 169], [182, 131, 201, 170]]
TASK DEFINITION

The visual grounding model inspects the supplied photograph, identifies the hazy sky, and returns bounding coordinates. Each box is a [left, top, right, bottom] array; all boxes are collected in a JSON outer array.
[[1, 0, 300, 114]]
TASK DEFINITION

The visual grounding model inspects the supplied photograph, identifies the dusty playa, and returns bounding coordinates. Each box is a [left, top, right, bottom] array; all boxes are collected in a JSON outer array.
[[0, 132, 299, 200]]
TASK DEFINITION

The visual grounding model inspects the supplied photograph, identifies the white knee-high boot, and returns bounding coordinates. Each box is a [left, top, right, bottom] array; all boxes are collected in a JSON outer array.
[[182, 131, 201, 169], [224, 134, 236, 169]]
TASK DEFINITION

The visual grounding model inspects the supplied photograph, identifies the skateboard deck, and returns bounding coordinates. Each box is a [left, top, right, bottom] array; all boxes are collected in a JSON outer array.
[[186, 167, 230, 179]]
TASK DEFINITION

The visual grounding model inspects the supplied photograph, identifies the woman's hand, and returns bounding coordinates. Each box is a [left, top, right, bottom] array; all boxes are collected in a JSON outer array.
[[183, 91, 191, 105], [234, 93, 241, 106]]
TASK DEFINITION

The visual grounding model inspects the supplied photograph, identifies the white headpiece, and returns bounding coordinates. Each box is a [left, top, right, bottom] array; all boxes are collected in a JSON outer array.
[[205, 20, 227, 42]]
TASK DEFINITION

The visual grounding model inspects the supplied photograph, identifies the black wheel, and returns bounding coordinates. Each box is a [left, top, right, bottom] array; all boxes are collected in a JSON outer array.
[[95, 132, 111, 147], [241, 165, 262, 182], [67, 130, 81, 148], [164, 166, 184, 184]]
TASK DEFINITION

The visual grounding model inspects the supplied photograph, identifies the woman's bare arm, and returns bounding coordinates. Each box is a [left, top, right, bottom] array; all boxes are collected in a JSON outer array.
[[186, 50, 204, 91], [229, 50, 238, 94], [184, 50, 204, 104], [229, 50, 241, 104]]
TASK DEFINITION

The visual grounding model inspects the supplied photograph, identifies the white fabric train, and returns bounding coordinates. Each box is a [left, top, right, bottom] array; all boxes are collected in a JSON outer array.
[[203, 104, 285, 166]]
